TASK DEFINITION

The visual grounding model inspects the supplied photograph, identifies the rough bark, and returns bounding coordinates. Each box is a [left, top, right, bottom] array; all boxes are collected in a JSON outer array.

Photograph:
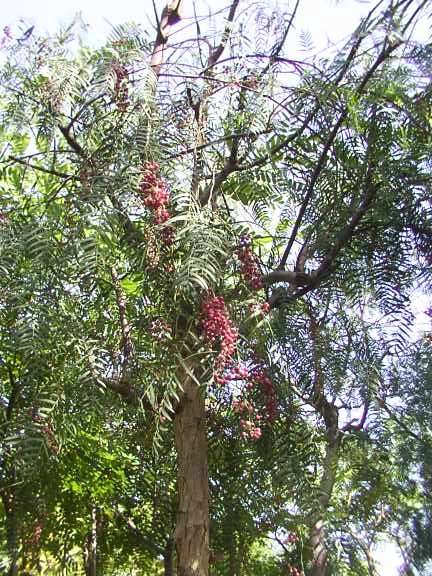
[[174, 370, 209, 576], [2, 492, 19, 576], [164, 536, 175, 576], [308, 313, 341, 576], [84, 506, 98, 576], [309, 425, 340, 576]]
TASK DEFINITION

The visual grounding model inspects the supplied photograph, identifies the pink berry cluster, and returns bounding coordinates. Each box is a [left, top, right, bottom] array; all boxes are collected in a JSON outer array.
[[112, 63, 129, 112], [235, 235, 263, 290], [199, 295, 238, 385], [149, 318, 172, 341], [249, 364, 278, 422], [138, 162, 174, 245], [139, 162, 169, 217], [287, 565, 304, 576], [239, 418, 262, 440], [284, 532, 299, 544], [233, 398, 263, 440], [0, 25, 12, 49], [249, 301, 271, 317], [199, 295, 278, 439], [27, 522, 43, 549]]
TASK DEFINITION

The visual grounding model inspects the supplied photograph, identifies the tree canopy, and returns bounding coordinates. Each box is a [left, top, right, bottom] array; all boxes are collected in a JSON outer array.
[[0, 1, 431, 574]]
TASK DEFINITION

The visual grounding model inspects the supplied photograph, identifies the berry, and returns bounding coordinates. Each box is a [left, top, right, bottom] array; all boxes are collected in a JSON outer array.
[[199, 295, 238, 384], [112, 63, 129, 111], [138, 162, 175, 244], [235, 236, 263, 290]]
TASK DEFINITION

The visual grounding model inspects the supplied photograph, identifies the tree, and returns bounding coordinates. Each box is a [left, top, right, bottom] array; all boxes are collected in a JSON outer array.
[[0, 0, 431, 574]]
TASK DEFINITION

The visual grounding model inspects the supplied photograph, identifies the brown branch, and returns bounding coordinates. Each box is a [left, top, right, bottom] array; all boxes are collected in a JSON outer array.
[[65, 95, 105, 132], [279, 112, 348, 269], [277, 37, 401, 271], [199, 81, 250, 205], [223, 9, 382, 178], [150, 0, 185, 78], [342, 401, 370, 432], [260, 0, 301, 78], [315, 183, 379, 281], [264, 269, 312, 286], [7, 155, 75, 180], [206, 0, 241, 69], [58, 124, 86, 157], [103, 376, 139, 405], [401, 0, 430, 34]]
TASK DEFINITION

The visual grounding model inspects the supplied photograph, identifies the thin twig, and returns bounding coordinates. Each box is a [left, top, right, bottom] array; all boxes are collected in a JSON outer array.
[[7, 156, 75, 180]]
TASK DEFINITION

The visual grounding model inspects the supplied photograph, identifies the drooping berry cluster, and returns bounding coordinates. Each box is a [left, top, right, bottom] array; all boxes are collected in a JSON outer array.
[[199, 295, 277, 440], [199, 295, 238, 384], [284, 532, 300, 544], [248, 364, 278, 422], [287, 565, 304, 576], [149, 318, 172, 341], [26, 522, 43, 550], [138, 162, 174, 244], [235, 235, 263, 290], [112, 63, 129, 112], [249, 301, 270, 317], [139, 162, 169, 214], [233, 398, 263, 440], [239, 418, 262, 440], [230, 361, 277, 439], [0, 25, 12, 49]]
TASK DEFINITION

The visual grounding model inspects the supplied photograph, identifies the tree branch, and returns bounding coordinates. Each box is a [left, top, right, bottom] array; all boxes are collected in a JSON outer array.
[[7, 156, 75, 180], [206, 0, 241, 69], [150, 0, 186, 78]]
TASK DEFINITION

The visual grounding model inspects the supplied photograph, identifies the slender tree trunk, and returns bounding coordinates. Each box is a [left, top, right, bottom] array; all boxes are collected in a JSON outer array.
[[164, 536, 175, 576], [84, 506, 98, 576], [174, 371, 209, 576], [2, 492, 19, 576], [309, 427, 340, 576]]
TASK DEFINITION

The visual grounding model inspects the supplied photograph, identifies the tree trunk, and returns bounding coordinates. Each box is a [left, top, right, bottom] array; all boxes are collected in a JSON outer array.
[[2, 492, 19, 576], [164, 536, 175, 576], [84, 506, 98, 576], [309, 429, 340, 576], [174, 371, 209, 576]]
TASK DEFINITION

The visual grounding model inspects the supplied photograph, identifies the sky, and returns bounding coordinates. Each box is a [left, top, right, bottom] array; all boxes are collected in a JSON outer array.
[[1, 1, 429, 574], [1, 0, 376, 52]]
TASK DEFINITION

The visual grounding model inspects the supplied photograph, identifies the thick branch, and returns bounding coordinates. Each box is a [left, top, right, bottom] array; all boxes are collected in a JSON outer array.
[[342, 401, 370, 432], [58, 124, 86, 157], [206, 0, 241, 69], [150, 0, 185, 78]]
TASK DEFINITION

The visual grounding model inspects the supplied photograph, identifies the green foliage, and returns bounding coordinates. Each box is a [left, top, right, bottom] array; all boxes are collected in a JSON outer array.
[[0, 1, 431, 574]]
